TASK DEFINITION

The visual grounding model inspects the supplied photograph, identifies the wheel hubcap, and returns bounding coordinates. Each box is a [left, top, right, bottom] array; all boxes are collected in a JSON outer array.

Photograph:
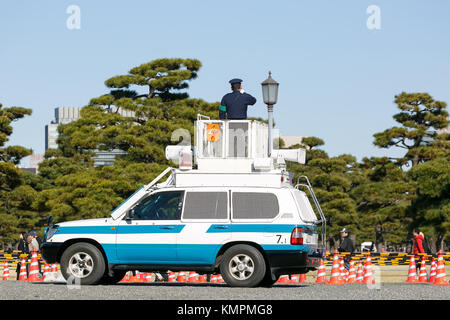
[[68, 252, 94, 278], [229, 254, 255, 281]]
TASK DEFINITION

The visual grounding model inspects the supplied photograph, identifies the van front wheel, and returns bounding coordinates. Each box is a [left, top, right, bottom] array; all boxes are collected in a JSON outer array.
[[60, 242, 106, 285], [220, 245, 266, 287]]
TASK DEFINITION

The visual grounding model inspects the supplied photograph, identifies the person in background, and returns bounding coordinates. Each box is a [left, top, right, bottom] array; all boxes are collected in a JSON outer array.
[[337, 228, 355, 270], [16, 232, 29, 280], [29, 230, 42, 249], [27, 234, 39, 253], [412, 228, 429, 276]]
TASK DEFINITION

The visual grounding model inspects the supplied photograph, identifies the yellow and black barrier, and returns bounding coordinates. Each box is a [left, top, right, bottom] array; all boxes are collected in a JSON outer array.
[[323, 251, 450, 266]]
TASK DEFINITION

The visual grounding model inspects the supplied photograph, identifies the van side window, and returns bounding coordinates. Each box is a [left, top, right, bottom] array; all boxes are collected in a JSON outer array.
[[232, 192, 279, 219], [183, 192, 228, 219], [133, 191, 184, 220]]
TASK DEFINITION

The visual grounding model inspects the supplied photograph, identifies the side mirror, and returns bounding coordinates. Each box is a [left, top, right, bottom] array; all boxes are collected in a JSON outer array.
[[47, 216, 54, 226], [126, 209, 135, 220]]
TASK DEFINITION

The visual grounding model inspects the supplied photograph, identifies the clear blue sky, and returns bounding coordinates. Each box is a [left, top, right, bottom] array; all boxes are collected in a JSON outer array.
[[1, 1, 449, 165]]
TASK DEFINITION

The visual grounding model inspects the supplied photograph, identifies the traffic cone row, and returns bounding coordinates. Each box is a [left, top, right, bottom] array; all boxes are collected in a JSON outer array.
[[325, 250, 377, 285], [119, 271, 214, 284], [403, 251, 449, 285]]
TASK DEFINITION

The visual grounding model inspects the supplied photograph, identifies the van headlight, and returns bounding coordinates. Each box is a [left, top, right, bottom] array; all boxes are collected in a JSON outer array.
[[45, 225, 59, 241]]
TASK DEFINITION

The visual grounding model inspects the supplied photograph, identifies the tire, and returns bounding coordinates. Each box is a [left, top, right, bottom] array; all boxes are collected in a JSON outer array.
[[219, 244, 266, 287], [99, 270, 127, 285], [60, 242, 106, 285]]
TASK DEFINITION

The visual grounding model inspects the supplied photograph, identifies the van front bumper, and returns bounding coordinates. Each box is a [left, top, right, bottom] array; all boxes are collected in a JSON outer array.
[[41, 242, 63, 264], [265, 250, 321, 276]]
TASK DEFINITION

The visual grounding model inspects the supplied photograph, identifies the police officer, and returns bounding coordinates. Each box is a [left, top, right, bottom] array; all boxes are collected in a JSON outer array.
[[338, 228, 355, 270], [219, 78, 257, 120]]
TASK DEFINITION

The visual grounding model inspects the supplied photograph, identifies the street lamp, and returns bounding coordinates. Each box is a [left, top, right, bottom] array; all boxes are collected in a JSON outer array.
[[261, 71, 279, 157]]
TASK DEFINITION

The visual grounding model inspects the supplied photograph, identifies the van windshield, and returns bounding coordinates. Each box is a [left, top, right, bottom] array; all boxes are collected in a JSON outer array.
[[292, 190, 318, 222]]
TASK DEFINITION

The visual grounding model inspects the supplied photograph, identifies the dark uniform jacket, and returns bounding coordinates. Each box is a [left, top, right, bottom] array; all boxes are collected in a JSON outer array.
[[338, 236, 355, 254], [338, 236, 355, 263], [219, 90, 257, 120]]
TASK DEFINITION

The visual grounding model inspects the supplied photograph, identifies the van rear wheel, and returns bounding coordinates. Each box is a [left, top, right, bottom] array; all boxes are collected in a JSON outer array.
[[219, 245, 266, 287]]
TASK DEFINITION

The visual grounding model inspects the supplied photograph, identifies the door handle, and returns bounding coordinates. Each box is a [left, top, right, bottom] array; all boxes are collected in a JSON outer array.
[[159, 226, 175, 230], [213, 225, 229, 229]]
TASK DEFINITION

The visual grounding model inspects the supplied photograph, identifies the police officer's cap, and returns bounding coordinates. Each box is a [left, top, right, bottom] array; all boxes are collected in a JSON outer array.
[[340, 228, 349, 233], [229, 78, 243, 85]]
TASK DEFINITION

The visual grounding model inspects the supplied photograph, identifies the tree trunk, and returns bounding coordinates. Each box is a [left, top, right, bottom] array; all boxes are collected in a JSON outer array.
[[375, 223, 383, 252]]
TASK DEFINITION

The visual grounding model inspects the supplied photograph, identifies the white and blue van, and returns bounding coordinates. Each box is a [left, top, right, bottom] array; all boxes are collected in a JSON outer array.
[[42, 117, 326, 287]]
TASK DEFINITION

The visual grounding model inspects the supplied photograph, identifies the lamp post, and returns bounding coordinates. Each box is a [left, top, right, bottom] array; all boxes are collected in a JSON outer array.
[[261, 71, 279, 157]]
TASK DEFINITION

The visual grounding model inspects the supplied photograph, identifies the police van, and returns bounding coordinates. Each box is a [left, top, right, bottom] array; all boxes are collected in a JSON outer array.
[[41, 116, 326, 287]]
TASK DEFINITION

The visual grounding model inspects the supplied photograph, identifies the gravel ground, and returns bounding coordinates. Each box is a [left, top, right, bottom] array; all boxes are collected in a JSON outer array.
[[1, 280, 449, 300]]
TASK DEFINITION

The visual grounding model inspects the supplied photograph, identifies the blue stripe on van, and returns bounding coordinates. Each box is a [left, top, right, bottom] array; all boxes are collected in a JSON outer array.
[[206, 224, 297, 233], [56, 225, 185, 234], [56, 226, 114, 234]]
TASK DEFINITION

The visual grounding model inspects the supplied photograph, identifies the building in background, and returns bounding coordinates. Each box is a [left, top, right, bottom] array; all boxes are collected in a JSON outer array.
[[280, 136, 307, 149], [45, 107, 134, 166], [18, 153, 44, 174]]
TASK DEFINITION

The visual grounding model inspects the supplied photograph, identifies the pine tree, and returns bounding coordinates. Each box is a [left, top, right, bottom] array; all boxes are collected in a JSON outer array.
[[373, 92, 448, 167], [0, 103, 34, 245]]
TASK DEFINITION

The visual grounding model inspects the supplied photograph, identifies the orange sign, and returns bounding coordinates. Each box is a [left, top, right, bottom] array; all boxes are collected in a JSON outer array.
[[206, 124, 220, 142]]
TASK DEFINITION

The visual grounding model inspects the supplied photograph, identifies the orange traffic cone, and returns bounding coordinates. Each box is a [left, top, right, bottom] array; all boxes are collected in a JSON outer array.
[[339, 257, 346, 284], [315, 260, 327, 283], [28, 249, 42, 282], [347, 260, 356, 283], [119, 271, 130, 282], [187, 272, 199, 283], [433, 250, 448, 285], [168, 272, 177, 283], [216, 274, 225, 283], [299, 274, 306, 283], [199, 274, 207, 283], [276, 275, 290, 283], [210, 274, 218, 283], [428, 258, 437, 283], [128, 271, 138, 282], [18, 257, 28, 281], [290, 274, 298, 283], [405, 256, 418, 283], [363, 254, 374, 284], [177, 271, 187, 283], [418, 257, 428, 283], [2, 259, 9, 281], [355, 262, 364, 283], [42, 264, 50, 281], [328, 250, 343, 285]]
